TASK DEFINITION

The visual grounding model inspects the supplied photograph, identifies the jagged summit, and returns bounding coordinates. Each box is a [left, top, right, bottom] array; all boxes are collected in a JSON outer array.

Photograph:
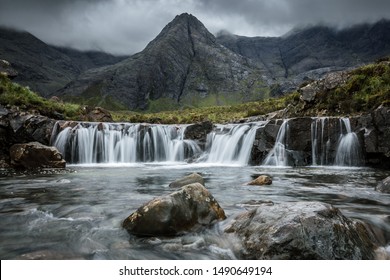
[[2, 14, 390, 111], [143, 13, 215, 53], [55, 13, 266, 110]]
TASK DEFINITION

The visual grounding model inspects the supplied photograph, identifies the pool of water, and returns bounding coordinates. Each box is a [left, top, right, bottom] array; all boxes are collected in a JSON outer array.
[[0, 164, 389, 259]]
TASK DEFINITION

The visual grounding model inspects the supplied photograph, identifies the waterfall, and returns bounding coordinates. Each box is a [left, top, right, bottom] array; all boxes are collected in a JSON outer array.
[[52, 117, 363, 167], [52, 122, 202, 164], [311, 117, 331, 166], [205, 123, 262, 165], [263, 120, 289, 166], [335, 118, 362, 166], [310, 117, 362, 166]]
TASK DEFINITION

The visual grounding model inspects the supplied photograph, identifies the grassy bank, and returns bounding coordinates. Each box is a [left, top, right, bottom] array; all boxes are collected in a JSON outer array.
[[1, 60, 389, 124], [0, 74, 82, 119], [111, 92, 300, 124], [313, 60, 390, 114]]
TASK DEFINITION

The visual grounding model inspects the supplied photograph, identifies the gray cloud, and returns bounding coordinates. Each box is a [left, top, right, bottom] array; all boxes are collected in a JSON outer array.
[[1, 0, 389, 55]]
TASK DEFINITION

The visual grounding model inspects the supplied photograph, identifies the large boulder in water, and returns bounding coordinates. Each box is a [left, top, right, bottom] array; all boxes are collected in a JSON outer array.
[[10, 142, 66, 169], [224, 201, 376, 259], [123, 183, 226, 236], [169, 173, 205, 188]]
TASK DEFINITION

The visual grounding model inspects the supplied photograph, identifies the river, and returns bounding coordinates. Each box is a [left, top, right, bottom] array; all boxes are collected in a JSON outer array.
[[0, 163, 389, 259]]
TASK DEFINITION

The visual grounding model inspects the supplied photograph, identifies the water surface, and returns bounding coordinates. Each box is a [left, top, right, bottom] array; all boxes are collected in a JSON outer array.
[[0, 164, 389, 259]]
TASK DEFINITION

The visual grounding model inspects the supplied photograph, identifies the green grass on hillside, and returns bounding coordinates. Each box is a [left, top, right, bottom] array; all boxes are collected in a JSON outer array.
[[310, 60, 390, 115], [112, 92, 301, 124], [0, 74, 82, 119], [112, 60, 390, 123], [1, 60, 389, 124]]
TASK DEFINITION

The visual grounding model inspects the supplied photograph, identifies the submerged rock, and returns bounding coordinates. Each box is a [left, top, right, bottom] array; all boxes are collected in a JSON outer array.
[[247, 175, 272, 186], [224, 201, 376, 259], [169, 173, 205, 188], [10, 142, 66, 169], [376, 176, 390, 194], [123, 183, 226, 236]]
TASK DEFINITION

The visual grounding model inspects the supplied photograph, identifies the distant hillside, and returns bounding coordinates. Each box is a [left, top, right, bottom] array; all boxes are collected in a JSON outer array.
[[0, 27, 127, 97], [55, 13, 268, 111], [1, 15, 389, 112], [217, 19, 390, 93], [111, 59, 390, 124]]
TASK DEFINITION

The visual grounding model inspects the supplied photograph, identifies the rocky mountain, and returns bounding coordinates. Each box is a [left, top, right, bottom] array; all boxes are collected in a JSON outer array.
[[0, 27, 127, 97], [217, 19, 390, 93], [55, 13, 268, 110], [2, 15, 390, 111]]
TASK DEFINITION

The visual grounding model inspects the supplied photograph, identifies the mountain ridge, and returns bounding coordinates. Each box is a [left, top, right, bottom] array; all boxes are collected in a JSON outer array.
[[1, 14, 389, 111], [55, 13, 268, 110], [217, 19, 390, 93], [0, 26, 128, 97]]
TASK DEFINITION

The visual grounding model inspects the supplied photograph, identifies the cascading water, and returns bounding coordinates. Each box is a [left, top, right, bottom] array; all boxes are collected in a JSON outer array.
[[51, 117, 363, 167], [311, 117, 332, 166], [263, 120, 289, 166], [52, 122, 202, 164], [205, 123, 263, 165], [52, 121, 263, 166], [335, 118, 362, 166], [310, 117, 362, 166]]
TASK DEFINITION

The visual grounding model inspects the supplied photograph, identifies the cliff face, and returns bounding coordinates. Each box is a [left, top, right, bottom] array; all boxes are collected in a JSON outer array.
[[217, 20, 390, 94], [56, 13, 268, 110]]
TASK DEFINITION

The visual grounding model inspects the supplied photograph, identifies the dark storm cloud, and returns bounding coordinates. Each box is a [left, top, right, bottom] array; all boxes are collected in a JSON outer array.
[[1, 0, 389, 54], [196, 0, 390, 30]]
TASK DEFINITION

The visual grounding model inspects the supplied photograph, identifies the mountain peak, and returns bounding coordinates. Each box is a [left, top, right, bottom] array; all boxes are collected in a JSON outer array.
[[144, 13, 215, 52], [170, 13, 203, 27]]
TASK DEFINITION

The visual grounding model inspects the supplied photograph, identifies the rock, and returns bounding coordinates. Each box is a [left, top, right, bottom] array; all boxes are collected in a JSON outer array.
[[0, 109, 57, 167], [123, 183, 226, 236], [247, 175, 272, 186], [169, 173, 205, 188], [184, 121, 213, 141], [0, 59, 18, 79], [224, 201, 376, 259], [10, 142, 66, 169], [376, 176, 390, 193], [299, 83, 319, 103], [86, 107, 113, 122]]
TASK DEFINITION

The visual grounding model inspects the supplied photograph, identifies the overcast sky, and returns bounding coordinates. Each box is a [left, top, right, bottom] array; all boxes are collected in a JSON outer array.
[[1, 0, 389, 55]]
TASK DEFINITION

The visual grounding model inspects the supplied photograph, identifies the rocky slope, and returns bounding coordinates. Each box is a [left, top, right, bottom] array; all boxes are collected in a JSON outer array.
[[217, 19, 390, 93], [56, 13, 267, 110], [2, 15, 390, 111], [0, 27, 127, 97]]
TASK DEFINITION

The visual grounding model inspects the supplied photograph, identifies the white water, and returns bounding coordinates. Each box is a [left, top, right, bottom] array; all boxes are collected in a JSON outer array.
[[311, 117, 331, 166], [263, 120, 289, 166], [52, 117, 363, 167], [52, 122, 263, 166], [205, 123, 262, 165], [335, 118, 362, 166], [53, 122, 202, 164]]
